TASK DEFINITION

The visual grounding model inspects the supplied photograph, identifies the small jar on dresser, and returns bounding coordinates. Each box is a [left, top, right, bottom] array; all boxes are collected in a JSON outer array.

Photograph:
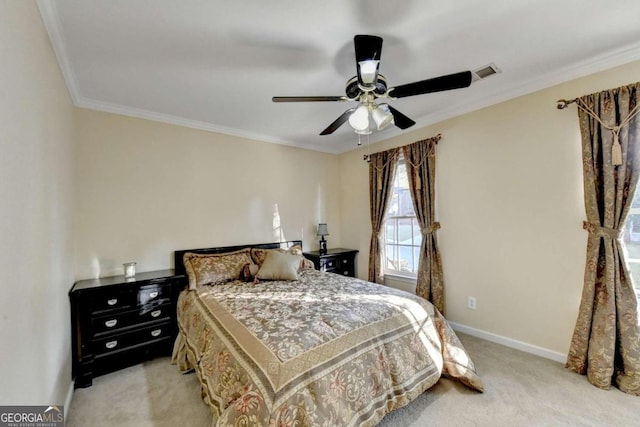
[[303, 248, 359, 277], [69, 269, 184, 388]]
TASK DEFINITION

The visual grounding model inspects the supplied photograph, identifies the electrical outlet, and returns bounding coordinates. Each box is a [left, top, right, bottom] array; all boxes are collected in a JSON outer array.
[[467, 296, 477, 310]]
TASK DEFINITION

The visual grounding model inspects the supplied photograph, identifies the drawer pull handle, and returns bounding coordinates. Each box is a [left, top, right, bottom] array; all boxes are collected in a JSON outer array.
[[149, 291, 159, 299], [151, 310, 162, 318], [105, 319, 118, 328], [151, 329, 162, 337], [344, 271, 349, 275], [107, 298, 118, 306], [105, 340, 118, 349], [343, 259, 348, 263]]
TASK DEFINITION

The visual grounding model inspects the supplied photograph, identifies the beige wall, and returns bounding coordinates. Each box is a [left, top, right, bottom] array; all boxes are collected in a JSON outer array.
[[0, 2, 75, 406], [74, 109, 341, 279], [339, 59, 640, 355], [4, 0, 639, 401]]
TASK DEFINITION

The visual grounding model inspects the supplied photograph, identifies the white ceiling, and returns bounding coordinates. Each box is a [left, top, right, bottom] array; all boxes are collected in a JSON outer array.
[[38, 0, 640, 154]]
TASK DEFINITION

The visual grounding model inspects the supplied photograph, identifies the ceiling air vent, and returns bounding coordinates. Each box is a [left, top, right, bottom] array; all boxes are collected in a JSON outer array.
[[472, 63, 501, 81]]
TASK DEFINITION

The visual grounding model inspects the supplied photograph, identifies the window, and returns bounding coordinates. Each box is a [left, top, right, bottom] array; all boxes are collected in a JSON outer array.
[[383, 153, 422, 276], [622, 187, 640, 302]]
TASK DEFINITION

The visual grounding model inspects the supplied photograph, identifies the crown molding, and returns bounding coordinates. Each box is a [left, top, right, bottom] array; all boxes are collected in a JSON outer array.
[[75, 97, 337, 154], [36, 0, 337, 154], [37, 0, 81, 104], [408, 39, 640, 138], [38, 0, 640, 155]]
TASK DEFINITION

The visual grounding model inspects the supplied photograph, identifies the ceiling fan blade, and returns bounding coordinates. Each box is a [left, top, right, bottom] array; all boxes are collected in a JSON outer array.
[[320, 108, 355, 135], [354, 35, 383, 87], [387, 105, 416, 130], [354, 35, 383, 62], [272, 96, 347, 102], [388, 71, 473, 99]]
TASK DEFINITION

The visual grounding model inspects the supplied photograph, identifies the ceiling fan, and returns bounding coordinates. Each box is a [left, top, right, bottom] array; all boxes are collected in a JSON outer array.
[[272, 35, 473, 136]]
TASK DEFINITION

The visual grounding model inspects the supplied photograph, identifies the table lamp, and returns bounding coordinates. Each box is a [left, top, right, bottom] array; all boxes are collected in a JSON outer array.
[[317, 223, 329, 255]]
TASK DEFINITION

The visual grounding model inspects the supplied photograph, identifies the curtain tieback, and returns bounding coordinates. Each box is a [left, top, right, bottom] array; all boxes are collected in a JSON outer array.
[[422, 222, 441, 235], [582, 221, 621, 240], [574, 98, 640, 166]]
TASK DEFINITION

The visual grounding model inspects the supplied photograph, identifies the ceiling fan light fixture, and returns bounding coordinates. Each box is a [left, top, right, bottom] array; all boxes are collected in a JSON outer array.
[[348, 104, 370, 131], [358, 60, 379, 85], [273, 35, 474, 138], [372, 103, 394, 130], [354, 128, 372, 135]]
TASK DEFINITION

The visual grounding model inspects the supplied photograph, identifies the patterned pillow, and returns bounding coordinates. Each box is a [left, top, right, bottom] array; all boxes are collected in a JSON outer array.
[[183, 249, 252, 290], [300, 257, 315, 270], [251, 245, 303, 267], [240, 262, 260, 282], [255, 251, 301, 281]]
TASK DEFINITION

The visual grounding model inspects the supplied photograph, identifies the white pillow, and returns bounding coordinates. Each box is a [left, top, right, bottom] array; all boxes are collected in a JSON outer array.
[[256, 251, 301, 281]]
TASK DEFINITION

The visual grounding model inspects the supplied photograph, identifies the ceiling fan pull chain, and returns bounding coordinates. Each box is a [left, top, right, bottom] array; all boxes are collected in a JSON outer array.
[[362, 134, 372, 162]]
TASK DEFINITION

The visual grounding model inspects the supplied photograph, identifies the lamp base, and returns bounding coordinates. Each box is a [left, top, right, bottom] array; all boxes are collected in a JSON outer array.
[[319, 237, 327, 255]]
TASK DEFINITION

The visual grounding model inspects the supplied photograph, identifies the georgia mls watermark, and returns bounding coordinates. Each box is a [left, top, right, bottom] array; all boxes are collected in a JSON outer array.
[[0, 406, 64, 427]]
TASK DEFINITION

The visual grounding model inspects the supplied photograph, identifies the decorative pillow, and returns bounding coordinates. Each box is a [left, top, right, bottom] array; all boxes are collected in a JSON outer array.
[[250, 248, 268, 266], [183, 248, 252, 290], [251, 245, 304, 267], [300, 257, 315, 270], [240, 262, 260, 282], [255, 251, 301, 281], [287, 244, 303, 256]]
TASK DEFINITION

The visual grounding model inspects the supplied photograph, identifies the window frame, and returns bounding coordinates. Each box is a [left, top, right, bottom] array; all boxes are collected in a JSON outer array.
[[623, 206, 640, 296], [381, 153, 422, 278]]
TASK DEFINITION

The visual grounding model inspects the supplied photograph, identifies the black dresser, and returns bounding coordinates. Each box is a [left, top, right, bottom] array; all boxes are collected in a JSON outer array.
[[69, 269, 183, 388], [303, 248, 359, 277]]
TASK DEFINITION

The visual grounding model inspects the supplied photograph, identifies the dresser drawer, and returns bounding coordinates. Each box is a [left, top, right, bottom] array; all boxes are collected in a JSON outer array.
[[138, 282, 171, 305], [93, 322, 172, 356], [335, 257, 355, 276], [92, 337, 172, 378], [320, 258, 336, 271], [336, 256, 354, 272], [91, 288, 137, 313], [321, 256, 354, 274], [92, 302, 171, 335]]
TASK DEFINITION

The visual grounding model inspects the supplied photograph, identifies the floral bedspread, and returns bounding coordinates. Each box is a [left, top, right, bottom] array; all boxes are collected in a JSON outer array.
[[172, 269, 483, 427]]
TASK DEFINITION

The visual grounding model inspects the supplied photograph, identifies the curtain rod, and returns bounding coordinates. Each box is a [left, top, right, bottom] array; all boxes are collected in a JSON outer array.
[[362, 133, 442, 162], [557, 98, 578, 109]]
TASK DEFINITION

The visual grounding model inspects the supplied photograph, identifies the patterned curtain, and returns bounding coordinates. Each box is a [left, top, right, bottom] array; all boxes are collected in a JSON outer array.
[[402, 137, 445, 314], [368, 148, 399, 284], [566, 82, 640, 395]]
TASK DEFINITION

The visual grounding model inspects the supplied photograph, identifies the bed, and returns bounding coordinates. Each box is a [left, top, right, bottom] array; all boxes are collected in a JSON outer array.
[[171, 241, 483, 426]]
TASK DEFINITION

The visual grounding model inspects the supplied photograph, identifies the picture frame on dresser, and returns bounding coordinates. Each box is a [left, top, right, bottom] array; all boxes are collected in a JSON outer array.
[[69, 269, 184, 388]]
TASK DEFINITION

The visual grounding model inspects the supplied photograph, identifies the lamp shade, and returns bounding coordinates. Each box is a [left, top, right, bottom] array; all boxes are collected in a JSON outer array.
[[317, 223, 329, 236], [358, 60, 380, 85], [348, 105, 370, 131], [372, 103, 393, 130]]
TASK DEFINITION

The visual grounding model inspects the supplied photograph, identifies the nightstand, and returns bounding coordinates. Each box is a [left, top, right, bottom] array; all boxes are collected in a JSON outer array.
[[69, 269, 184, 388], [303, 248, 359, 277]]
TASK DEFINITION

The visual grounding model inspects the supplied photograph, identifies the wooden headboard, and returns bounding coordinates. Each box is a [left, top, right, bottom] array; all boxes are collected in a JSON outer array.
[[173, 240, 303, 277]]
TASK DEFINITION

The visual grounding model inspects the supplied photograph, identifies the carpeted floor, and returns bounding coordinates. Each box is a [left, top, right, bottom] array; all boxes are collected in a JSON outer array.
[[66, 333, 640, 426]]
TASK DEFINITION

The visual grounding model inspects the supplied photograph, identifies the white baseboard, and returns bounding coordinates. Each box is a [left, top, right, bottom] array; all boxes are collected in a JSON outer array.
[[449, 321, 567, 364], [64, 380, 74, 421]]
